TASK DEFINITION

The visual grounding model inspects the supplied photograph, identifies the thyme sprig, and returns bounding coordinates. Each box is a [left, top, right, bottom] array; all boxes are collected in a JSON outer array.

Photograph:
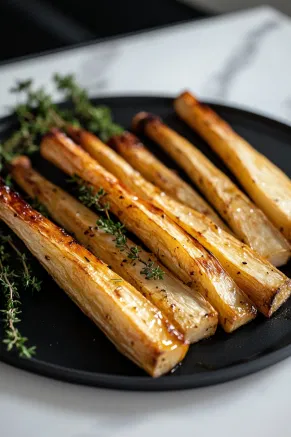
[[0, 74, 124, 171], [68, 175, 110, 213], [68, 176, 164, 280], [54, 74, 124, 142], [97, 217, 164, 280], [0, 78, 74, 171], [5, 236, 42, 291], [0, 232, 41, 357]]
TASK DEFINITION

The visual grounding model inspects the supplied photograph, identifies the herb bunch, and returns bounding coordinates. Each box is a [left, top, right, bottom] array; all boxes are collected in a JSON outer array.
[[69, 176, 164, 280], [0, 75, 124, 171], [54, 74, 124, 142], [0, 79, 68, 171], [0, 232, 41, 357]]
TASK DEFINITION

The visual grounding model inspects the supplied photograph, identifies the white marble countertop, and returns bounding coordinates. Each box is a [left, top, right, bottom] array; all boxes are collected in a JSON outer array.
[[1, 6, 291, 436]]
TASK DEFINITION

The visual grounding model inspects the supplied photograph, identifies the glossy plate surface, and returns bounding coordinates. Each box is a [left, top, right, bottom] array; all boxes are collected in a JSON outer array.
[[1, 96, 291, 391]]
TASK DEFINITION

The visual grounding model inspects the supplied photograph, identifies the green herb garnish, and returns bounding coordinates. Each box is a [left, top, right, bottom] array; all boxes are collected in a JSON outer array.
[[68, 175, 110, 213], [0, 232, 41, 357], [0, 79, 66, 171], [68, 176, 164, 280], [54, 74, 124, 141]]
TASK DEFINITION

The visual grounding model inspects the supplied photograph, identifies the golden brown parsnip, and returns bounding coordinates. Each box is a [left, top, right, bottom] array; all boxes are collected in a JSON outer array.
[[0, 180, 188, 377], [67, 126, 228, 232], [133, 111, 291, 268], [11, 156, 218, 343], [40, 130, 255, 332], [174, 91, 291, 243], [104, 131, 290, 317]]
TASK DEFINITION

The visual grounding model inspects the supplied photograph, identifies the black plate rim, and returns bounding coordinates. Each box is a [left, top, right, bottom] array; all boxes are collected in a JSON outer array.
[[1, 340, 291, 391], [2, 95, 291, 391]]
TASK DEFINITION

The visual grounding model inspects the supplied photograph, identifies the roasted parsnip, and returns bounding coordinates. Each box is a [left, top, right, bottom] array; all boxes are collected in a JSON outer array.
[[84, 129, 289, 317], [67, 126, 228, 232], [41, 130, 255, 332], [66, 128, 259, 321], [174, 91, 291, 242], [11, 156, 218, 343], [133, 111, 291, 267], [0, 180, 188, 377]]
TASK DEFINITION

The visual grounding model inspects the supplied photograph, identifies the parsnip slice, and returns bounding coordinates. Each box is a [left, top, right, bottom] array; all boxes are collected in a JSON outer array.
[[106, 131, 290, 317], [40, 130, 254, 332], [133, 111, 291, 268], [67, 126, 228, 232], [11, 156, 218, 343], [175, 91, 291, 243], [0, 180, 188, 376]]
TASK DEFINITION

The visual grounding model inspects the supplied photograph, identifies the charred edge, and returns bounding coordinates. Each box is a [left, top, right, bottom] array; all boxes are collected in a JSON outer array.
[[132, 112, 162, 134], [0, 182, 43, 223], [66, 125, 83, 144], [179, 92, 232, 132], [196, 101, 231, 132], [43, 127, 63, 139], [186, 231, 225, 275], [108, 131, 143, 153], [19, 170, 42, 198], [177, 91, 199, 107], [10, 160, 40, 197], [10, 155, 32, 171], [42, 129, 81, 150], [0, 181, 106, 265], [177, 91, 217, 118], [196, 253, 225, 276], [140, 198, 167, 216], [114, 287, 123, 298]]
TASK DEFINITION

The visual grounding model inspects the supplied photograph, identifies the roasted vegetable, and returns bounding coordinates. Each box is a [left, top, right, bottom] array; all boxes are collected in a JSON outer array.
[[84, 129, 288, 317], [133, 112, 291, 268], [174, 91, 291, 243], [0, 180, 188, 376], [68, 127, 228, 232], [11, 156, 218, 343], [41, 130, 255, 332]]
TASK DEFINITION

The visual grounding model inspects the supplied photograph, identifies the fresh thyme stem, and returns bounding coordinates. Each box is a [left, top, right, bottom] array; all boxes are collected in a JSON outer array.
[[1, 234, 42, 292], [68, 176, 164, 280], [7, 238, 29, 278], [54, 74, 124, 142], [0, 258, 20, 348], [0, 78, 75, 171], [0, 239, 37, 358]]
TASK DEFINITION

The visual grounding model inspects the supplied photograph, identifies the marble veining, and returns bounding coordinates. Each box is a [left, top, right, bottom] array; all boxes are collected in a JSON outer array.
[[204, 18, 280, 99]]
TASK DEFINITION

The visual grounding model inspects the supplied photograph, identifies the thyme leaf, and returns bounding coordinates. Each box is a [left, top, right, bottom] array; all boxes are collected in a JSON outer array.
[[54, 74, 124, 142], [0, 232, 41, 357], [68, 176, 164, 280]]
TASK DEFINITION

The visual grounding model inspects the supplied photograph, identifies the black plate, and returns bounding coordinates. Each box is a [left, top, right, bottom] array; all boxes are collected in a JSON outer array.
[[1, 96, 291, 391]]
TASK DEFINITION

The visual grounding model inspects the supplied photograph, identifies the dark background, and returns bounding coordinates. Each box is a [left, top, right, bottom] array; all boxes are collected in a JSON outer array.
[[0, 0, 210, 63]]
